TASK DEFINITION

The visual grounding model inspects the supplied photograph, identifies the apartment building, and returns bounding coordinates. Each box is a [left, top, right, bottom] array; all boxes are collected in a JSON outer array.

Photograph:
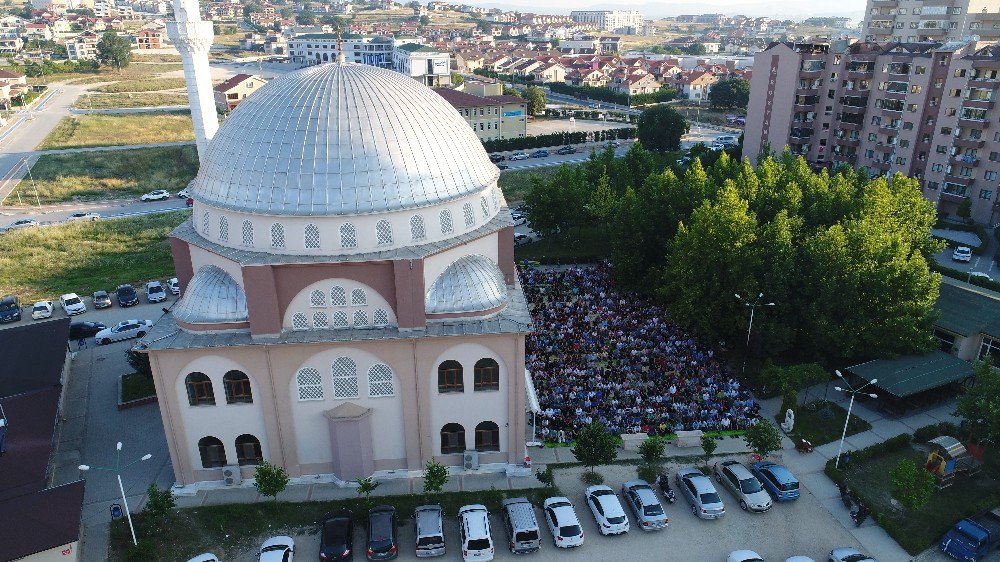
[[862, 0, 1000, 43], [289, 34, 396, 67], [569, 10, 645, 34], [65, 30, 99, 60], [434, 87, 527, 141], [745, 40, 1000, 224], [393, 43, 452, 87]]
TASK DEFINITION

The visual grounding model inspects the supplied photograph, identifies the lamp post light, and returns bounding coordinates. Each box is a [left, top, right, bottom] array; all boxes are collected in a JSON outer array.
[[833, 370, 879, 470], [734, 292, 776, 348], [79, 441, 152, 546]]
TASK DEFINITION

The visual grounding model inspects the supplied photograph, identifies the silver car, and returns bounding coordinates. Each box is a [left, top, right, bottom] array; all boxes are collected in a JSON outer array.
[[621, 480, 668, 531], [676, 468, 726, 520], [713, 460, 773, 513]]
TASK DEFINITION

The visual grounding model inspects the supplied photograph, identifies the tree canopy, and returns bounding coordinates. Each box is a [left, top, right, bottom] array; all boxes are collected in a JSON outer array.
[[637, 105, 688, 152], [709, 78, 751, 109], [956, 356, 1000, 444], [523, 85, 546, 116], [96, 31, 132, 71]]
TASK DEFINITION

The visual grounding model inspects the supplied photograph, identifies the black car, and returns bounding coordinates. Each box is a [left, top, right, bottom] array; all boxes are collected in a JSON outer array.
[[116, 284, 139, 307], [69, 321, 106, 340], [0, 295, 21, 323], [489, 154, 506, 163], [320, 509, 354, 561], [497, 164, 509, 170], [367, 505, 398, 560], [556, 145, 577, 155], [93, 290, 112, 309]]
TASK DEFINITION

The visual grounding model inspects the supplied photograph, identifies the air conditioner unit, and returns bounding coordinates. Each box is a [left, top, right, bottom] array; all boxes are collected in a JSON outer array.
[[463, 450, 480, 471], [222, 464, 242, 486]]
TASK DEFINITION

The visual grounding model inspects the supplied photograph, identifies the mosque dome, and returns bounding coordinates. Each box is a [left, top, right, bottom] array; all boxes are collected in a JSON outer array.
[[191, 62, 499, 217], [173, 265, 248, 325], [425, 255, 508, 315]]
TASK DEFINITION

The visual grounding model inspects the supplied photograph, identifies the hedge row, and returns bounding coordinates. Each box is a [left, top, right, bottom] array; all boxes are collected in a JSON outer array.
[[929, 261, 1000, 291], [483, 127, 636, 153], [547, 82, 677, 106], [912, 422, 962, 443]]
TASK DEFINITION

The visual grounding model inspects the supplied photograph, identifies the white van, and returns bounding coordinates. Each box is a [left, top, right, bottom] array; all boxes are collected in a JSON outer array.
[[458, 505, 494, 561], [715, 134, 739, 147]]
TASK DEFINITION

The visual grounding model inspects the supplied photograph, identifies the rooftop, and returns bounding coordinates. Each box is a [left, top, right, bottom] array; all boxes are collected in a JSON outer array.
[[0, 318, 69, 398], [846, 351, 973, 399], [934, 276, 1000, 338]]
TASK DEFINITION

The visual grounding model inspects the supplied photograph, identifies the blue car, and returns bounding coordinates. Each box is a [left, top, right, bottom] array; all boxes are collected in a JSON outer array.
[[751, 461, 800, 502], [531, 149, 549, 158]]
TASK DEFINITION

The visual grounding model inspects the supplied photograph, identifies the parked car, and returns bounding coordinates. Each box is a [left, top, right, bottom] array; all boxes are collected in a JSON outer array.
[[92, 290, 112, 309], [457, 504, 494, 561], [414, 504, 446, 558], [69, 321, 106, 340], [542, 497, 584, 548], [716, 135, 739, 146], [752, 461, 800, 502], [140, 189, 171, 201], [59, 293, 86, 316], [676, 467, 726, 519], [116, 284, 139, 307], [499, 498, 541, 553], [0, 295, 22, 323], [320, 509, 354, 561], [606, 140, 622, 148], [729, 551, 765, 562], [168, 277, 180, 295], [953, 246, 973, 262], [786, 558, 816, 562], [713, 460, 773, 512], [31, 301, 53, 320], [258, 536, 294, 562], [177, 188, 190, 198], [488, 154, 506, 163], [367, 505, 398, 560], [94, 319, 152, 345], [585, 485, 629, 535], [510, 211, 526, 226], [509, 152, 529, 161], [67, 212, 101, 222], [514, 233, 531, 246], [146, 280, 167, 303], [530, 149, 549, 158], [829, 546, 877, 562], [556, 145, 577, 155], [939, 507, 1000, 562], [3, 218, 39, 232], [970, 272, 993, 283], [496, 164, 509, 170], [621, 480, 668, 531]]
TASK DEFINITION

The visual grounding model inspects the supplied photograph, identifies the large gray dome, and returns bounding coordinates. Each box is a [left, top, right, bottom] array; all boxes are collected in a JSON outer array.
[[193, 63, 499, 216]]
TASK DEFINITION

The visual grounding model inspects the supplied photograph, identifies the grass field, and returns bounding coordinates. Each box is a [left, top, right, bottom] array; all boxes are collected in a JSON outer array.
[[498, 164, 567, 204], [776, 400, 872, 446], [29, 63, 184, 86], [36, 112, 195, 149], [120, 372, 157, 402], [92, 77, 187, 93], [14, 145, 199, 204], [75, 92, 189, 109], [0, 210, 189, 302], [133, 53, 182, 63]]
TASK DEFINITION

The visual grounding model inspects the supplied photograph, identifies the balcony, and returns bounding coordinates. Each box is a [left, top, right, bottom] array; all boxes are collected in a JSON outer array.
[[872, 0, 897, 4], [962, 98, 995, 110], [835, 137, 861, 147], [944, 174, 975, 187], [841, 104, 867, 114], [848, 69, 874, 80], [954, 138, 986, 149], [950, 155, 980, 168], [870, 159, 892, 171], [874, 142, 896, 153], [838, 121, 863, 131], [796, 86, 820, 96], [958, 118, 989, 130], [789, 128, 814, 138], [940, 190, 969, 201], [969, 78, 1000, 89], [788, 136, 811, 145], [918, 27, 948, 37], [879, 125, 901, 136]]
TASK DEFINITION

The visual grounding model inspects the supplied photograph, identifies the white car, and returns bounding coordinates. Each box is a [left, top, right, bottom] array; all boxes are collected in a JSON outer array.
[[31, 301, 53, 320], [59, 293, 86, 316], [509, 152, 529, 161], [514, 233, 532, 246], [4, 218, 39, 231], [970, 272, 993, 283], [177, 188, 190, 198], [95, 319, 153, 345], [146, 280, 166, 303], [168, 277, 180, 295], [953, 246, 973, 262], [729, 551, 765, 562], [786, 558, 816, 562], [67, 212, 100, 221], [542, 496, 584, 548], [140, 189, 171, 201], [829, 547, 877, 562], [585, 485, 629, 535], [258, 536, 294, 562]]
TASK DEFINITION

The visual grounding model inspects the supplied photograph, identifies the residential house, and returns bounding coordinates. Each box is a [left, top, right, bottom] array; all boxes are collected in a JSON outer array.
[[213, 73, 266, 111], [65, 30, 98, 60]]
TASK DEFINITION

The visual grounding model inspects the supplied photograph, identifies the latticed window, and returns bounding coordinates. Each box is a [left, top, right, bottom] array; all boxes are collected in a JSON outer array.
[[296, 367, 324, 401], [219, 216, 229, 242], [376, 219, 393, 245], [491, 189, 499, 212], [202, 211, 210, 234], [331, 286, 348, 306], [438, 360, 463, 393], [410, 215, 426, 241], [310, 290, 326, 307], [475, 421, 500, 452], [373, 308, 389, 327], [368, 364, 394, 397], [332, 357, 359, 398], [270, 223, 285, 248], [463, 203, 475, 227], [481, 196, 490, 220], [304, 223, 320, 249], [292, 312, 309, 330], [440, 423, 466, 454], [313, 311, 328, 328], [474, 358, 500, 391], [353, 310, 369, 327], [241, 220, 254, 246], [340, 223, 357, 248], [331, 310, 349, 328], [351, 288, 367, 306], [223, 370, 253, 404], [440, 209, 454, 234]]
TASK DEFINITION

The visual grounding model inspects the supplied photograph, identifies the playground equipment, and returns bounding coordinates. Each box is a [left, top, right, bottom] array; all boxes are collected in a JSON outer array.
[[925, 436, 983, 488]]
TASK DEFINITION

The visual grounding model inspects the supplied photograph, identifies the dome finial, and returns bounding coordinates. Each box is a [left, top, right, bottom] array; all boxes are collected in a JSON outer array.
[[337, 30, 345, 64]]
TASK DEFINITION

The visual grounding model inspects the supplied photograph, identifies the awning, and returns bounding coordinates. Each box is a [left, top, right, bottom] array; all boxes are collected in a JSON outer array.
[[525, 369, 540, 414], [846, 351, 973, 399]]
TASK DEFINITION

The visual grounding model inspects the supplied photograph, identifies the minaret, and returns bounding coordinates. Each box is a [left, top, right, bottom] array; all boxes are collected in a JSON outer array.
[[167, 0, 218, 159]]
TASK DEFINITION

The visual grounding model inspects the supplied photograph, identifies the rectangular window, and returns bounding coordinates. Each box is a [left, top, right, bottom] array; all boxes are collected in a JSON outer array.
[[981, 190, 994, 200], [985, 171, 998, 181], [982, 335, 1000, 360], [927, 181, 939, 190], [933, 328, 956, 353], [896, 156, 907, 165], [931, 163, 944, 172]]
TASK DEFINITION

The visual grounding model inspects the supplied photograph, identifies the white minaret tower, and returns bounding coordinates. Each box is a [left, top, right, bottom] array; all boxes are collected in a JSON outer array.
[[168, 0, 218, 158]]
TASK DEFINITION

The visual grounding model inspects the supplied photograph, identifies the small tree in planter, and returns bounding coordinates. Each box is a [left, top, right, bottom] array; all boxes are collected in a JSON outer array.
[[637, 436, 664, 464], [572, 421, 618, 483], [890, 459, 935, 509], [253, 460, 289, 502], [744, 421, 782, 460], [422, 460, 449, 498], [701, 434, 718, 467], [356, 476, 380, 509]]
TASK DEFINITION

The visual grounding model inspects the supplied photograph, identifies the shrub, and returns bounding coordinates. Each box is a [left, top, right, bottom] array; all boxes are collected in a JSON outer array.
[[581, 471, 604, 485], [637, 437, 664, 464], [890, 459, 935, 510], [637, 463, 660, 484], [535, 466, 555, 487], [253, 460, 289, 501], [144, 484, 175, 517], [913, 422, 962, 442]]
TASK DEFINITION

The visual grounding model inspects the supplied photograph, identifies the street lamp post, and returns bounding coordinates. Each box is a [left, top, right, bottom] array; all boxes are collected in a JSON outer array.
[[79, 441, 152, 546], [833, 370, 878, 470], [734, 292, 776, 348]]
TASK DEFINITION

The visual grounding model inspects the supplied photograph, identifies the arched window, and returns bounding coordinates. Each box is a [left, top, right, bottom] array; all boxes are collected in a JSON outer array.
[[439, 209, 454, 234], [292, 312, 309, 330], [340, 223, 357, 249], [410, 215, 426, 241], [270, 223, 285, 248], [241, 220, 254, 246], [491, 189, 499, 212], [198, 436, 227, 468], [219, 216, 229, 242], [331, 286, 347, 306], [437, 360, 464, 393], [440, 423, 466, 454], [223, 370, 253, 404], [373, 308, 389, 327], [332, 357, 359, 398], [351, 288, 367, 306], [202, 211, 210, 234], [310, 290, 326, 307], [462, 202, 475, 227], [368, 364, 394, 397], [304, 223, 320, 249], [353, 310, 369, 327], [331, 310, 349, 328], [480, 196, 490, 220], [475, 421, 500, 452], [235, 434, 263, 466], [185, 372, 215, 406], [296, 367, 324, 401], [313, 311, 328, 328], [376, 219, 393, 246], [474, 358, 500, 391]]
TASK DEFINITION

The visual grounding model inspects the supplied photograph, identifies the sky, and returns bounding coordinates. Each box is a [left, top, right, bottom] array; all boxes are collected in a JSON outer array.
[[462, 0, 868, 20]]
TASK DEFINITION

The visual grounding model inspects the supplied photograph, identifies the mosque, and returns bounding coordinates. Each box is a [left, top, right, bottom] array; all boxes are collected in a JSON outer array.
[[141, 2, 531, 486]]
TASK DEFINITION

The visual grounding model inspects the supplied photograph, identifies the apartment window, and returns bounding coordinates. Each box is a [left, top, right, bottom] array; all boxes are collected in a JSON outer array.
[[937, 145, 947, 154], [932, 164, 944, 172], [903, 122, 913, 130], [473, 358, 500, 391], [868, 133, 878, 142], [949, 88, 962, 97], [986, 171, 998, 181], [866, 149, 875, 159], [911, 85, 922, 94], [946, 108, 957, 117], [955, 68, 967, 78], [908, 104, 918, 112], [896, 157, 907, 165], [990, 152, 1000, 162], [927, 181, 939, 190], [941, 127, 953, 135], [914, 66, 926, 75], [900, 140, 910, 148], [981, 190, 994, 200]]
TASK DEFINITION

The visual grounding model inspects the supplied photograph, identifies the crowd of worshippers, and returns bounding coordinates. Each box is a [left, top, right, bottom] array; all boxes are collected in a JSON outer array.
[[521, 263, 760, 443]]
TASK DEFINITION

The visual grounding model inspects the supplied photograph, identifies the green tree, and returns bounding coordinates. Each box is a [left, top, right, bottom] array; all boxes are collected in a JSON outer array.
[[637, 105, 688, 152], [451, 72, 464, 86], [356, 476, 380, 507], [956, 197, 972, 223], [253, 460, 289, 501], [571, 421, 618, 474], [243, 2, 261, 16], [523, 85, 546, 115], [955, 356, 1000, 444], [709, 78, 751, 109], [890, 459, 935, 509], [700, 434, 718, 465], [683, 43, 707, 55], [126, 348, 152, 379], [422, 460, 449, 495], [144, 483, 175, 517], [637, 436, 664, 464], [523, 164, 587, 238], [588, 172, 617, 222], [743, 421, 782, 459], [297, 10, 315, 24], [419, 14, 430, 26], [96, 31, 132, 71]]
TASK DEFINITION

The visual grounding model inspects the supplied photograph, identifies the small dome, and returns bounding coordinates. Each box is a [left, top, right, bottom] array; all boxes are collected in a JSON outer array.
[[425, 255, 507, 314], [193, 63, 499, 217], [173, 265, 248, 324]]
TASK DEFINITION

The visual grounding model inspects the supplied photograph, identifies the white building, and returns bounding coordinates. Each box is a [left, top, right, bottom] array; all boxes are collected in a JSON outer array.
[[569, 10, 644, 33], [393, 42, 451, 87], [289, 34, 395, 67]]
